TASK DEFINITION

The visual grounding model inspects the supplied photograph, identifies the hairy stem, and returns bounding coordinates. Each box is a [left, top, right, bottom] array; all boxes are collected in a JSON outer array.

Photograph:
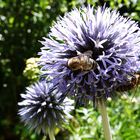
[[98, 99, 112, 140]]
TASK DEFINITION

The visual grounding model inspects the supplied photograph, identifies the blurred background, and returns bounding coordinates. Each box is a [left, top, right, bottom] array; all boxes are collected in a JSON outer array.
[[0, 0, 140, 140]]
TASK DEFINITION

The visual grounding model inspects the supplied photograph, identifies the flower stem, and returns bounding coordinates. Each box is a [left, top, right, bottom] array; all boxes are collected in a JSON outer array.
[[48, 130, 55, 140], [98, 99, 112, 140]]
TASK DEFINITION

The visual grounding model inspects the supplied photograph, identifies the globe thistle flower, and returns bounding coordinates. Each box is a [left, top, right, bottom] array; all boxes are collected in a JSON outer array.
[[39, 6, 140, 105], [18, 81, 73, 134]]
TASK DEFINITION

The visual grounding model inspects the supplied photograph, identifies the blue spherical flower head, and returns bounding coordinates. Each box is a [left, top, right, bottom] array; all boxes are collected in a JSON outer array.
[[39, 6, 140, 105], [18, 82, 73, 134]]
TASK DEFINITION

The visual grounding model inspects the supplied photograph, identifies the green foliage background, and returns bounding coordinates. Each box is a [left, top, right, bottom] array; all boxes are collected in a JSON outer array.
[[0, 0, 140, 140]]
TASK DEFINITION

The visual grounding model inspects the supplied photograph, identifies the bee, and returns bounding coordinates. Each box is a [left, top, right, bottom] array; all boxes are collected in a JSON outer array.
[[67, 51, 97, 71], [116, 72, 140, 92]]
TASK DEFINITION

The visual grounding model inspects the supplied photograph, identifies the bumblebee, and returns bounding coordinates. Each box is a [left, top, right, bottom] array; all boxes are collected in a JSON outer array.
[[116, 72, 140, 92], [67, 51, 97, 71]]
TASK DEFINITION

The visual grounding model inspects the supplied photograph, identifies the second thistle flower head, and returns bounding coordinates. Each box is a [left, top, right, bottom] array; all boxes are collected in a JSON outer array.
[[39, 6, 140, 104], [18, 82, 73, 134]]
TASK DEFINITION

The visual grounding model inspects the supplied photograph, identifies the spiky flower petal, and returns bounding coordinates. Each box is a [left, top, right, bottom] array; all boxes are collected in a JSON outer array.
[[18, 82, 73, 134], [39, 6, 140, 104]]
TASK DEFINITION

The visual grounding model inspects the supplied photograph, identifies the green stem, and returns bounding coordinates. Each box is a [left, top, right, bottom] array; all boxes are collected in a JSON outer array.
[[48, 130, 55, 140], [98, 99, 112, 140]]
